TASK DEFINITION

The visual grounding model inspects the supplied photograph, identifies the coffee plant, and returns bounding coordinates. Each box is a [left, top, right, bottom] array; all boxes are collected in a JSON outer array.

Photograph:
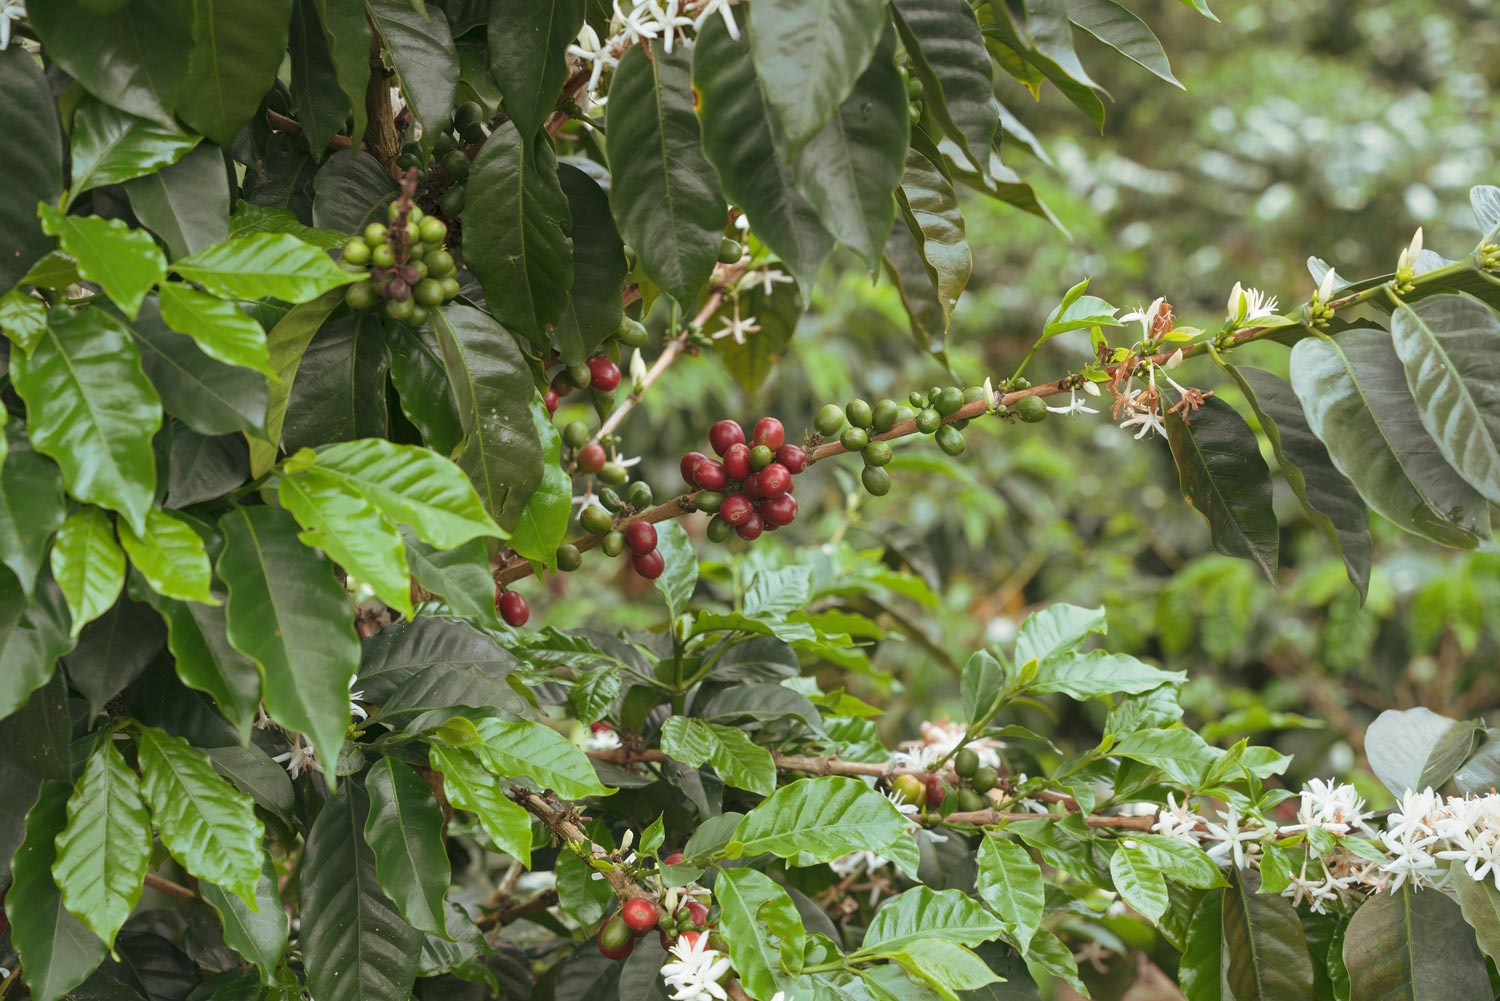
[[3, 1, 1500, 999]]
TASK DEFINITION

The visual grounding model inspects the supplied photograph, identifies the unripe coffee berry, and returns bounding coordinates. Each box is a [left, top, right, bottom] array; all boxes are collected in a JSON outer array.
[[598, 488, 624, 513], [580, 504, 613, 535], [742, 471, 765, 500], [343, 239, 371, 265], [775, 444, 808, 474], [372, 245, 396, 269], [624, 520, 657, 555], [709, 420, 745, 456], [364, 222, 388, 246], [936, 424, 966, 456], [601, 531, 626, 557], [752, 417, 785, 451], [871, 399, 900, 432], [972, 766, 999, 793], [599, 462, 628, 485], [588, 356, 622, 392], [735, 511, 763, 541], [498, 590, 530, 627], [761, 493, 797, 526], [749, 444, 775, 470], [758, 463, 791, 496], [695, 491, 724, 514], [622, 898, 659, 935], [933, 386, 965, 416], [862, 466, 891, 496], [556, 544, 583, 571], [626, 481, 653, 509], [963, 386, 987, 404], [845, 399, 873, 429], [632, 549, 665, 579], [1016, 395, 1048, 422], [954, 748, 980, 778], [915, 408, 942, 434], [618, 317, 649, 347], [418, 216, 448, 244], [577, 443, 607, 473], [706, 514, 734, 543], [717, 237, 743, 263], [814, 404, 845, 436], [891, 773, 926, 807], [863, 440, 892, 467], [722, 443, 751, 481], [443, 149, 471, 180], [957, 789, 987, 813], [563, 421, 591, 449], [693, 459, 728, 491], [681, 451, 707, 485], [840, 427, 869, 452], [567, 363, 592, 390], [720, 493, 754, 526], [908, 391, 926, 407], [598, 914, 634, 960]]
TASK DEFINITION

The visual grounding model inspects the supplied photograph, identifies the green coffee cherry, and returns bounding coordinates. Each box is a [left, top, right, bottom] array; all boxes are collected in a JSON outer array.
[[563, 422, 591, 449], [419, 216, 448, 244], [963, 386, 986, 404], [1012, 377, 1032, 390], [454, 101, 484, 128], [871, 399, 900, 432], [845, 399, 873, 429], [956, 789, 987, 813], [581, 505, 614, 534], [1016, 395, 1048, 423], [954, 748, 979, 779], [618, 317, 649, 347], [861, 466, 891, 497], [626, 481, 653, 509], [556, 544, 583, 572], [915, 408, 941, 434], [718, 237, 743, 263], [840, 427, 869, 451], [364, 222, 388, 246], [345, 281, 378, 311], [384, 296, 414, 320], [568, 363, 592, 390], [433, 131, 457, 156], [440, 185, 466, 216], [598, 487, 624, 513], [749, 444, 775, 470], [814, 404, 845, 436], [414, 279, 445, 307], [424, 250, 456, 278], [908, 391, 926, 408], [439, 277, 462, 300], [409, 305, 428, 326], [601, 531, 626, 557], [443, 149, 471, 180], [343, 239, 371, 265], [863, 440, 892, 467], [695, 491, 724, 514], [895, 404, 917, 424], [933, 387, 964, 417], [371, 244, 396, 269], [972, 766, 998, 793], [935, 424, 965, 456], [706, 515, 733, 543], [599, 462, 628, 486]]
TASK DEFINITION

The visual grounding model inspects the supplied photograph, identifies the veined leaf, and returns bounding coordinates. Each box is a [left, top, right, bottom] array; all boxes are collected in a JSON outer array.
[[290, 0, 350, 157], [364, 757, 451, 937], [896, 131, 971, 330], [176, 0, 295, 145], [118, 508, 217, 605], [714, 867, 804, 1000], [486, 0, 584, 139], [975, 836, 1044, 952], [1063, 0, 1181, 87], [152, 593, 262, 742], [249, 288, 345, 477], [0, 48, 66, 294], [366, 0, 459, 135], [157, 283, 276, 377], [173, 234, 362, 303], [891, 0, 998, 170], [50, 506, 126, 637], [1343, 887, 1489, 1001], [1455, 876, 1500, 967], [312, 0, 372, 143], [428, 743, 533, 863], [506, 401, 571, 571], [125, 144, 234, 260], [200, 858, 287, 984], [555, 163, 629, 366], [38, 205, 166, 320], [857, 886, 1005, 955], [1109, 842, 1169, 923], [730, 776, 908, 863], [67, 98, 200, 204], [1222, 871, 1315, 1000], [468, 717, 608, 799], [52, 741, 151, 948], [1028, 650, 1184, 699], [0, 571, 75, 720]]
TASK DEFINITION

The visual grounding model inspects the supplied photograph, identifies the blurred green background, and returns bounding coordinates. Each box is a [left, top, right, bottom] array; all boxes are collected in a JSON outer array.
[[542, 0, 1500, 808]]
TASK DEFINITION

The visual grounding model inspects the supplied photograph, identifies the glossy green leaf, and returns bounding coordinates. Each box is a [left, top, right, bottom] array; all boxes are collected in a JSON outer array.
[[896, 132, 971, 330], [1028, 650, 1184, 699], [250, 289, 346, 477], [64, 595, 165, 719], [1222, 872, 1315, 1000], [200, 858, 287, 984], [290, 0, 351, 157], [468, 716, 608, 799], [792, 27, 908, 266], [975, 836, 1044, 952], [152, 592, 262, 742], [0, 572, 74, 719], [749, 0, 888, 154], [466, 121, 573, 349], [1109, 842, 1169, 923], [429, 743, 533, 862], [1112, 727, 1220, 786], [122, 297, 269, 438], [1365, 707, 1476, 796], [158, 283, 275, 377], [216, 505, 360, 780], [312, 0, 373, 144], [1225, 365, 1372, 600], [38, 206, 167, 320], [661, 716, 775, 796], [50, 506, 126, 637], [1344, 887, 1489, 1001], [119, 508, 216, 605], [165, 427, 250, 509], [311, 151, 398, 233], [730, 776, 908, 862], [174, 234, 362, 304], [653, 521, 698, 620], [858, 886, 1005, 955], [431, 304, 544, 531], [607, 44, 726, 307], [980, 7, 1104, 130], [1130, 834, 1224, 889], [136, 725, 263, 904], [1179, 889, 1223, 1001], [367, 0, 460, 134], [52, 741, 151, 947], [715, 867, 804, 1000], [1454, 875, 1500, 967], [1063, 0, 1181, 87], [1014, 603, 1105, 664], [364, 757, 451, 936], [401, 532, 500, 625], [708, 270, 803, 395], [1291, 328, 1490, 548], [278, 466, 415, 618], [487, 0, 584, 139], [12, 309, 159, 537], [891, 0, 998, 169], [387, 324, 463, 453], [555, 163, 629, 366], [0, 48, 66, 294], [67, 99, 199, 204], [694, 12, 834, 291], [283, 311, 386, 450], [300, 783, 420, 1001], [507, 402, 571, 571], [1166, 397, 1279, 582], [882, 211, 948, 358], [177, 0, 296, 145], [9, 781, 110, 1001], [1, 288, 49, 352], [125, 144, 234, 260]]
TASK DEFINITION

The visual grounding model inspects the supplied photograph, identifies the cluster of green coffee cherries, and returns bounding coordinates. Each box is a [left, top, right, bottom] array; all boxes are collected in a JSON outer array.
[[340, 202, 462, 323], [889, 747, 1000, 816], [393, 101, 483, 217], [812, 385, 988, 496]]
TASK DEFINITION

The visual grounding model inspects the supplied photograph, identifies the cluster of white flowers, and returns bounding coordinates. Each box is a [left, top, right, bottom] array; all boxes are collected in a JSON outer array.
[[568, 0, 741, 95], [661, 932, 733, 1001], [890, 718, 1004, 771]]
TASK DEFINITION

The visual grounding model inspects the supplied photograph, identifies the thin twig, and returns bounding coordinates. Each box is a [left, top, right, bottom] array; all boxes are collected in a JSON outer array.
[[143, 872, 198, 901]]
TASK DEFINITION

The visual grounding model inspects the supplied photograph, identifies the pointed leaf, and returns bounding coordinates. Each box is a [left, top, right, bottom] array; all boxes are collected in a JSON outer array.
[[469, 717, 608, 799], [50, 506, 126, 637], [555, 163, 629, 365], [0, 451, 66, 599], [1222, 872, 1315, 1001], [896, 132, 971, 329], [152, 594, 262, 742], [0, 48, 66, 294], [200, 858, 287, 984], [486, 0, 584, 139], [428, 743, 533, 862], [891, 0, 998, 169], [118, 509, 217, 605], [0, 572, 74, 719], [1343, 887, 1489, 1001], [1064, 0, 1180, 86], [730, 776, 908, 862], [1454, 876, 1500, 967], [311, 150, 398, 234], [250, 289, 346, 477], [173, 234, 361, 303], [290, 0, 351, 157], [715, 867, 804, 1000], [176, 0, 295, 146], [52, 741, 151, 947], [313, 0, 373, 144], [506, 401, 571, 570], [387, 324, 463, 452], [364, 757, 451, 936], [157, 283, 275, 377], [1109, 842, 1169, 923], [125, 144, 234, 260], [367, 0, 459, 135], [859, 886, 1005, 955], [38, 206, 166, 320], [975, 836, 1044, 952], [67, 99, 200, 203]]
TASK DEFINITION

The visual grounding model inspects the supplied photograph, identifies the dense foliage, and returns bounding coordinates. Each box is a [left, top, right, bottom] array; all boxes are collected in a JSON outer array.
[[3, 1, 1500, 1000]]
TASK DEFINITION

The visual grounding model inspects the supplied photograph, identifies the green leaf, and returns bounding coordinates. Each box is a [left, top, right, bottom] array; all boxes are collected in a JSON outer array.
[[1014, 603, 1105, 664], [431, 304, 544, 531], [0, 48, 66, 294], [177, 0, 295, 146], [891, 0, 998, 170], [51, 741, 150, 947], [1222, 365, 1372, 600], [250, 289, 345, 477], [895, 133, 971, 331], [1063, 0, 1180, 87], [1179, 890, 1223, 1001], [401, 532, 500, 625], [468, 716, 608, 799], [428, 743, 533, 862], [1109, 842, 1169, 923], [486, 0, 584, 139], [1222, 871, 1315, 1000], [1291, 328, 1491, 549], [50, 506, 127, 637], [313, 0, 373, 144], [9, 782, 109, 1001], [152, 592, 262, 742], [749, 0, 889, 154], [28, 0, 193, 126], [135, 725, 264, 904], [975, 836, 1044, 952], [158, 283, 275, 377], [1, 288, 49, 352], [364, 757, 451, 937], [1028, 650, 1184, 699], [1043, 294, 1119, 338], [125, 144, 234, 260], [653, 521, 698, 620], [1112, 727, 1219, 786], [387, 325, 463, 452], [714, 867, 804, 1000], [278, 467, 415, 618], [661, 716, 717, 767], [858, 886, 1005, 955], [67, 98, 200, 204], [38, 206, 167, 320], [708, 270, 804, 395], [276, 312, 387, 450], [882, 213, 949, 359], [1344, 888, 1489, 1001], [660, 717, 775, 796], [1364, 707, 1477, 796], [730, 775, 908, 863], [793, 25, 909, 267], [118, 508, 218, 605], [507, 402, 571, 571], [960, 650, 1004, 725], [300, 783, 421, 1001], [216, 505, 360, 780], [174, 233, 362, 303], [693, 11, 834, 291], [555, 163, 629, 366], [1166, 397, 1279, 582], [1454, 875, 1500, 967], [200, 858, 287, 984], [64, 595, 165, 719], [367, 0, 460, 135], [1130, 834, 1224, 889], [606, 44, 726, 307], [166, 432, 248, 509], [1391, 293, 1500, 504], [311, 151, 398, 233], [980, 7, 1104, 130], [290, 0, 351, 157], [0, 571, 75, 719]]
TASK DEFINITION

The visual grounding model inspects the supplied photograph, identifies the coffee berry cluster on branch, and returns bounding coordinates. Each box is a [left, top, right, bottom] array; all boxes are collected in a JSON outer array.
[[340, 200, 461, 322]]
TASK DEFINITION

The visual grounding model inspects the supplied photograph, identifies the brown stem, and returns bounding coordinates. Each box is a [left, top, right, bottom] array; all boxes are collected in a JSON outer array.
[[265, 109, 358, 152], [363, 17, 401, 176], [476, 888, 560, 930], [144, 872, 198, 901], [514, 790, 650, 901], [936, 808, 1158, 830]]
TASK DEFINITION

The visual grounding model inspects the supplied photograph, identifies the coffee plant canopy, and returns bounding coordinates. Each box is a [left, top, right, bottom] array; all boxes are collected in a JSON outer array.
[[3, 1, 1500, 999]]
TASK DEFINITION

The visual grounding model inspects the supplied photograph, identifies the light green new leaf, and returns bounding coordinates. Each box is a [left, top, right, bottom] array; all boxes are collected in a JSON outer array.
[[38, 205, 166, 319], [858, 886, 1005, 956], [50, 506, 126, 637], [1109, 842, 1169, 923], [730, 776, 908, 863], [136, 725, 264, 905], [217, 506, 360, 782], [714, 867, 804, 1000], [200, 858, 288, 984], [365, 757, 451, 937], [173, 234, 362, 304], [67, 98, 200, 203], [118, 508, 217, 605], [1014, 602, 1105, 665], [975, 836, 1044, 952], [1130, 834, 1224, 889], [1113, 727, 1220, 787], [1063, 0, 1181, 87], [177, 0, 295, 146], [429, 743, 533, 863], [661, 716, 717, 767], [706, 724, 776, 796], [470, 717, 608, 799], [366, 0, 459, 134], [158, 283, 275, 377], [51, 741, 150, 948], [1028, 650, 1184, 699]]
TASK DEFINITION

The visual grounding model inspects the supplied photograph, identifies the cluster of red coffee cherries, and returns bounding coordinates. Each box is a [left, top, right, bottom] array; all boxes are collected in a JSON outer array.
[[597, 854, 712, 960], [679, 417, 807, 543], [543, 346, 636, 418]]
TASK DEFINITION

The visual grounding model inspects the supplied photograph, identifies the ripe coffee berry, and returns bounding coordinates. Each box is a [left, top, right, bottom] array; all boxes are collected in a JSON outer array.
[[722, 442, 751, 481], [632, 549, 665, 579], [624, 520, 657, 555], [761, 493, 798, 526], [684, 900, 710, 927], [720, 493, 754, 526], [708, 420, 745, 456], [735, 511, 764, 541], [497, 590, 530, 627], [598, 915, 635, 960], [544, 387, 560, 415], [577, 442, 607, 474], [742, 472, 765, 500], [680, 451, 707, 485], [692, 459, 728, 491], [758, 463, 791, 496], [752, 417, 785, 450], [663, 852, 685, 866], [775, 444, 808, 474], [587, 356, 622, 392], [925, 774, 949, 806], [621, 898, 659, 934]]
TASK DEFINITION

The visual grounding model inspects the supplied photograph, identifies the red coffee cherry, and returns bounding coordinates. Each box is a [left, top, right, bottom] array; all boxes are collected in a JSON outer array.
[[735, 511, 764, 541], [708, 420, 746, 456], [598, 915, 635, 960], [631, 549, 665, 579], [544, 387, 560, 416], [722, 442, 751, 482], [577, 443, 607, 474], [720, 493, 754, 526], [757, 463, 791, 497], [551, 372, 574, 398], [684, 900, 710, 927], [752, 417, 785, 450], [761, 493, 798, 526], [693, 459, 728, 491], [680, 451, 707, 486], [925, 774, 949, 806], [775, 444, 807, 474], [741, 472, 765, 500], [662, 852, 685, 866], [622, 898, 659, 934], [587, 356, 622, 392], [497, 590, 530, 627], [624, 520, 658, 555]]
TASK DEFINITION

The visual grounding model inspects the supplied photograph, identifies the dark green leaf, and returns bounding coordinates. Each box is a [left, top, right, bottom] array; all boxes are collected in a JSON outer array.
[[1344, 888, 1489, 1001], [0, 48, 66, 294], [50, 505, 126, 637], [291, 0, 352, 157], [364, 757, 451, 936], [891, 0, 998, 169], [507, 402, 571, 570], [311, 151, 399, 234], [165, 427, 250, 509], [708, 271, 803, 395], [281, 313, 390, 450], [388, 324, 464, 452], [467, 716, 608, 799], [1364, 707, 1477, 796], [200, 858, 287, 984], [896, 131, 971, 331], [486, 0, 584, 139], [313, 0, 373, 144], [177, 0, 296, 146], [0, 570, 73, 718], [358, 616, 514, 701], [125, 144, 234, 261], [883, 212, 949, 359], [1178, 890, 1223, 1001], [1063, 0, 1181, 87], [52, 741, 150, 947], [367, 0, 460, 135], [980, 7, 1104, 130], [249, 289, 345, 477], [64, 595, 165, 720], [38, 206, 167, 320], [1455, 876, 1500, 967], [1165, 397, 1279, 582], [653, 521, 698, 620], [152, 591, 262, 741], [67, 99, 199, 203], [555, 163, 628, 366], [1222, 872, 1315, 1001], [402, 532, 500, 625]]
